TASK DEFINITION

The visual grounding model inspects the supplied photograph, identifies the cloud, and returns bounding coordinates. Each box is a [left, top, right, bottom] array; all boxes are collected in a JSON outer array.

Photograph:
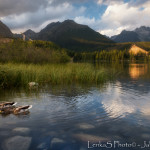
[[0, 0, 87, 32], [1, 0, 150, 36], [101, 81, 150, 120], [74, 1, 150, 37], [69, 1, 150, 37], [97, 0, 124, 5], [74, 16, 98, 29], [99, 27, 125, 37], [0, 0, 90, 17], [0, 0, 49, 17], [99, 2, 150, 36], [2, 2, 86, 33], [51, 0, 91, 6], [128, 0, 150, 7]]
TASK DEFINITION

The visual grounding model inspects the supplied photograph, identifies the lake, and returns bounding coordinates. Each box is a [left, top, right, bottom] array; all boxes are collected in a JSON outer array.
[[0, 62, 150, 150]]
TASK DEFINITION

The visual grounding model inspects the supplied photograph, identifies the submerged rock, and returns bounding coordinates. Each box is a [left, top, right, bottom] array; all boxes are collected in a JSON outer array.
[[12, 127, 30, 134], [51, 138, 65, 149], [51, 138, 65, 144], [142, 133, 150, 139], [3, 136, 32, 150], [80, 147, 87, 150], [76, 123, 95, 130], [73, 133, 108, 142], [0, 131, 10, 136], [37, 142, 47, 149]]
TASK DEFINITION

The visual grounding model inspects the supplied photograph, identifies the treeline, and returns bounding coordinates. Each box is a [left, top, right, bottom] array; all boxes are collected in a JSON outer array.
[[0, 39, 70, 63], [73, 50, 150, 62], [0, 39, 150, 64]]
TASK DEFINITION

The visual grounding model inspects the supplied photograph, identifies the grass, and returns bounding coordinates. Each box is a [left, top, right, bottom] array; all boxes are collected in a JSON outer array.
[[0, 63, 116, 88]]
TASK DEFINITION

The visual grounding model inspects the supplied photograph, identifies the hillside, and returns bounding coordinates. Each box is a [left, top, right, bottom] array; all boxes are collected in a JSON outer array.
[[36, 20, 114, 51], [109, 42, 150, 52], [111, 26, 150, 43], [0, 21, 13, 38], [0, 40, 70, 63]]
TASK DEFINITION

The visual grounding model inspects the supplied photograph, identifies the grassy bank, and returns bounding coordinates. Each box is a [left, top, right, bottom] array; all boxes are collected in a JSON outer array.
[[0, 63, 116, 88]]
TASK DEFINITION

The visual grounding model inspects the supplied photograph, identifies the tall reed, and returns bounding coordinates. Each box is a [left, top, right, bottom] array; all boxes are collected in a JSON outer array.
[[0, 63, 115, 88]]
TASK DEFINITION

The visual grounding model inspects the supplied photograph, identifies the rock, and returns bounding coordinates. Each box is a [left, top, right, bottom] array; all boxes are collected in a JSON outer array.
[[142, 133, 150, 139], [77, 123, 95, 130], [37, 142, 47, 149], [51, 138, 65, 149], [73, 133, 108, 142], [51, 138, 65, 144], [3, 136, 32, 150], [0, 131, 10, 136], [12, 127, 30, 134], [45, 131, 56, 136], [28, 82, 39, 87], [62, 145, 76, 150], [80, 147, 87, 150]]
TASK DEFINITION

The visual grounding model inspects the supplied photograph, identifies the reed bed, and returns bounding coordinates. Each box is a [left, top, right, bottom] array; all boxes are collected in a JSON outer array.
[[0, 63, 115, 88]]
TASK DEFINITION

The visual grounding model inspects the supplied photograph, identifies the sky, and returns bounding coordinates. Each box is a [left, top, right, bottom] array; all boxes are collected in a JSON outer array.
[[0, 0, 150, 37]]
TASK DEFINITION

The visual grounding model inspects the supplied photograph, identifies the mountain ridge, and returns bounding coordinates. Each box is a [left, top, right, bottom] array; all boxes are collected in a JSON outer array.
[[0, 20, 13, 38], [111, 26, 150, 43], [19, 20, 114, 51]]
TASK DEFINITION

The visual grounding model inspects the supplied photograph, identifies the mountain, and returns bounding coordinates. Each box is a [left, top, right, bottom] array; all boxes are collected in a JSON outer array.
[[36, 20, 114, 51], [24, 29, 37, 40], [111, 30, 141, 43], [13, 29, 37, 40], [135, 26, 150, 41], [111, 26, 150, 43], [0, 21, 13, 38]]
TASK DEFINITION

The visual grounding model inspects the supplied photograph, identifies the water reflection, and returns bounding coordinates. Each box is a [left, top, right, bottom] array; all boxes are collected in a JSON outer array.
[[129, 64, 148, 79], [0, 63, 150, 150], [101, 81, 150, 125], [101, 82, 135, 119]]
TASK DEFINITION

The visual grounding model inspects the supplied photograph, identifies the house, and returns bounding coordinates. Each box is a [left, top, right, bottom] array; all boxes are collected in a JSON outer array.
[[129, 44, 148, 55]]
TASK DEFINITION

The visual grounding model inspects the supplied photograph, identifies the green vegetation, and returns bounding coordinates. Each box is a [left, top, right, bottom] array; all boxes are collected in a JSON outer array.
[[1, 39, 150, 63], [95, 50, 149, 62], [0, 63, 116, 88], [0, 39, 70, 63], [105, 42, 150, 51], [0, 39, 150, 89], [73, 49, 150, 62], [70, 42, 150, 62]]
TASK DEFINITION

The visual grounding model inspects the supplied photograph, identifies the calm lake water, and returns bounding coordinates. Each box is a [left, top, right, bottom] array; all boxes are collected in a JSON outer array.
[[0, 63, 150, 150]]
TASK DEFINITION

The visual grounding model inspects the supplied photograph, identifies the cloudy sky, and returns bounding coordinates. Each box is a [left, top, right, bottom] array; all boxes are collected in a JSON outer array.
[[0, 0, 150, 36]]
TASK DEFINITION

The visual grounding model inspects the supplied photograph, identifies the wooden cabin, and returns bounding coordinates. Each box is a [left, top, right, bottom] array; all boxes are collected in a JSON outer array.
[[129, 44, 148, 55]]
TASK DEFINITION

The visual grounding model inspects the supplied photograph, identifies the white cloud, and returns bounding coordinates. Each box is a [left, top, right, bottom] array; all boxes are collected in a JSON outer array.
[[74, 16, 98, 29], [70, 1, 150, 37], [101, 81, 150, 120], [99, 27, 125, 37], [1, 0, 150, 36], [98, 2, 150, 36], [2, 3, 86, 33]]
